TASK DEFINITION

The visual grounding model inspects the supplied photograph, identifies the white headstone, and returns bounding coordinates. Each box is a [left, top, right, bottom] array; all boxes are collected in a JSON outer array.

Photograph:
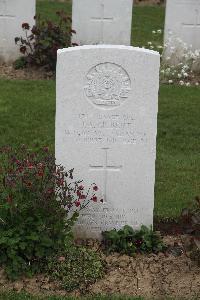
[[0, 0, 35, 63], [56, 45, 160, 240], [164, 0, 200, 63], [72, 0, 133, 46]]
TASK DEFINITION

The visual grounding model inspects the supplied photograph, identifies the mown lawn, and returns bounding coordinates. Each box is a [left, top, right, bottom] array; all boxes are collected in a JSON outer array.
[[0, 79, 199, 219]]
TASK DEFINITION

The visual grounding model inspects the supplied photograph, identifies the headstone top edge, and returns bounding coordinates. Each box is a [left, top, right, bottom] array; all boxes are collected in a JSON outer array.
[[57, 45, 160, 57]]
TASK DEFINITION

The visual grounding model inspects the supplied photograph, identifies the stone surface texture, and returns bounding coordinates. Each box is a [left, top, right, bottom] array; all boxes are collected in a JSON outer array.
[[56, 45, 160, 239], [72, 0, 133, 45], [0, 0, 35, 63], [164, 0, 200, 62]]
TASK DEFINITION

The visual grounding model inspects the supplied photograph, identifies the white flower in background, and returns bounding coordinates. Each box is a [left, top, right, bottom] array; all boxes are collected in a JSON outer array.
[[183, 64, 189, 70], [151, 29, 199, 86]]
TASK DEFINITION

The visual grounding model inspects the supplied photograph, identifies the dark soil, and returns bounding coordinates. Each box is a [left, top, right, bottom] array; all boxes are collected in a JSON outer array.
[[0, 64, 54, 81], [154, 219, 188, 235], [135, 0, 165, 5], [0, 236, 199, 299]]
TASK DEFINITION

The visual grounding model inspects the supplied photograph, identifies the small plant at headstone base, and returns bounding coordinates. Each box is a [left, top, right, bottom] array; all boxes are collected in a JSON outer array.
[[13, 56, 27, 70], [144, 29, 200, 87], [14, 11, 77, 71], [0, 145, 101, 280], [180, 196, 200, 266], [46, 244, 104, 292], [102, 225, 166, 256]]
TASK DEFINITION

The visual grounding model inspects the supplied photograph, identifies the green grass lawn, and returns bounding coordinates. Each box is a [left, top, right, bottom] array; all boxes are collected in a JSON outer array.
[[0, 80, 199, 219]]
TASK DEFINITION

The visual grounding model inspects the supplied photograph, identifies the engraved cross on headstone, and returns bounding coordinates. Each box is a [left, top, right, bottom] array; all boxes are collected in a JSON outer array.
[[182, 8, 200, 48], [89, 148, 122, 203], [0, 0, 16, 47], [91, 1, 114, 44]]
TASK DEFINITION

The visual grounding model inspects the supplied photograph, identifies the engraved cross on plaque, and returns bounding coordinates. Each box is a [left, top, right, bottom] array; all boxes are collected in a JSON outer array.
[[89, 148, 122, 203], [91, 1, 114, 44], [0, 0, 16, 46], [182, 8, 200, 48]]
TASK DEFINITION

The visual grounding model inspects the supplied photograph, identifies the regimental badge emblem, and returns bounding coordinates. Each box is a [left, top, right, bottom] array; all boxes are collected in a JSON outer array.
[[84, 62, 131, 108]]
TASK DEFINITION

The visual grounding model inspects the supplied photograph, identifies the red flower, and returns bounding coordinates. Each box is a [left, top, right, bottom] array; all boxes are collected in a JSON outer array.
[[93, 185, 98, 191], [17, 166, 24, 173], [57, 179, 64, 186], [80, 194, 86, 200], [78, 185, 84, 190], [91, 196, 97, 202], [26, 181, 32, 188], [75, 200, 80, 207], [22, 22, 30, 30], [135, 239, 143, 247], [15, 159, 21, 165], [43, 147, 49, 153], [47, 188, 54, 194], [28, 164, 34, 170], [38, 171, 44, 177], [20, 46, 27, 54], [77, 190, 81, 197]]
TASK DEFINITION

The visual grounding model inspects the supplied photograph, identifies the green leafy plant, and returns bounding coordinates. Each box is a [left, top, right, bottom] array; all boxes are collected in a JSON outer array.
[[13, 57, 27, 70], [102, 225, 166, 256], [0, 145, 100, 279], [47, 244, 104, 292], [181, 196, 200, 265], [15, 11, 77, 71]]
